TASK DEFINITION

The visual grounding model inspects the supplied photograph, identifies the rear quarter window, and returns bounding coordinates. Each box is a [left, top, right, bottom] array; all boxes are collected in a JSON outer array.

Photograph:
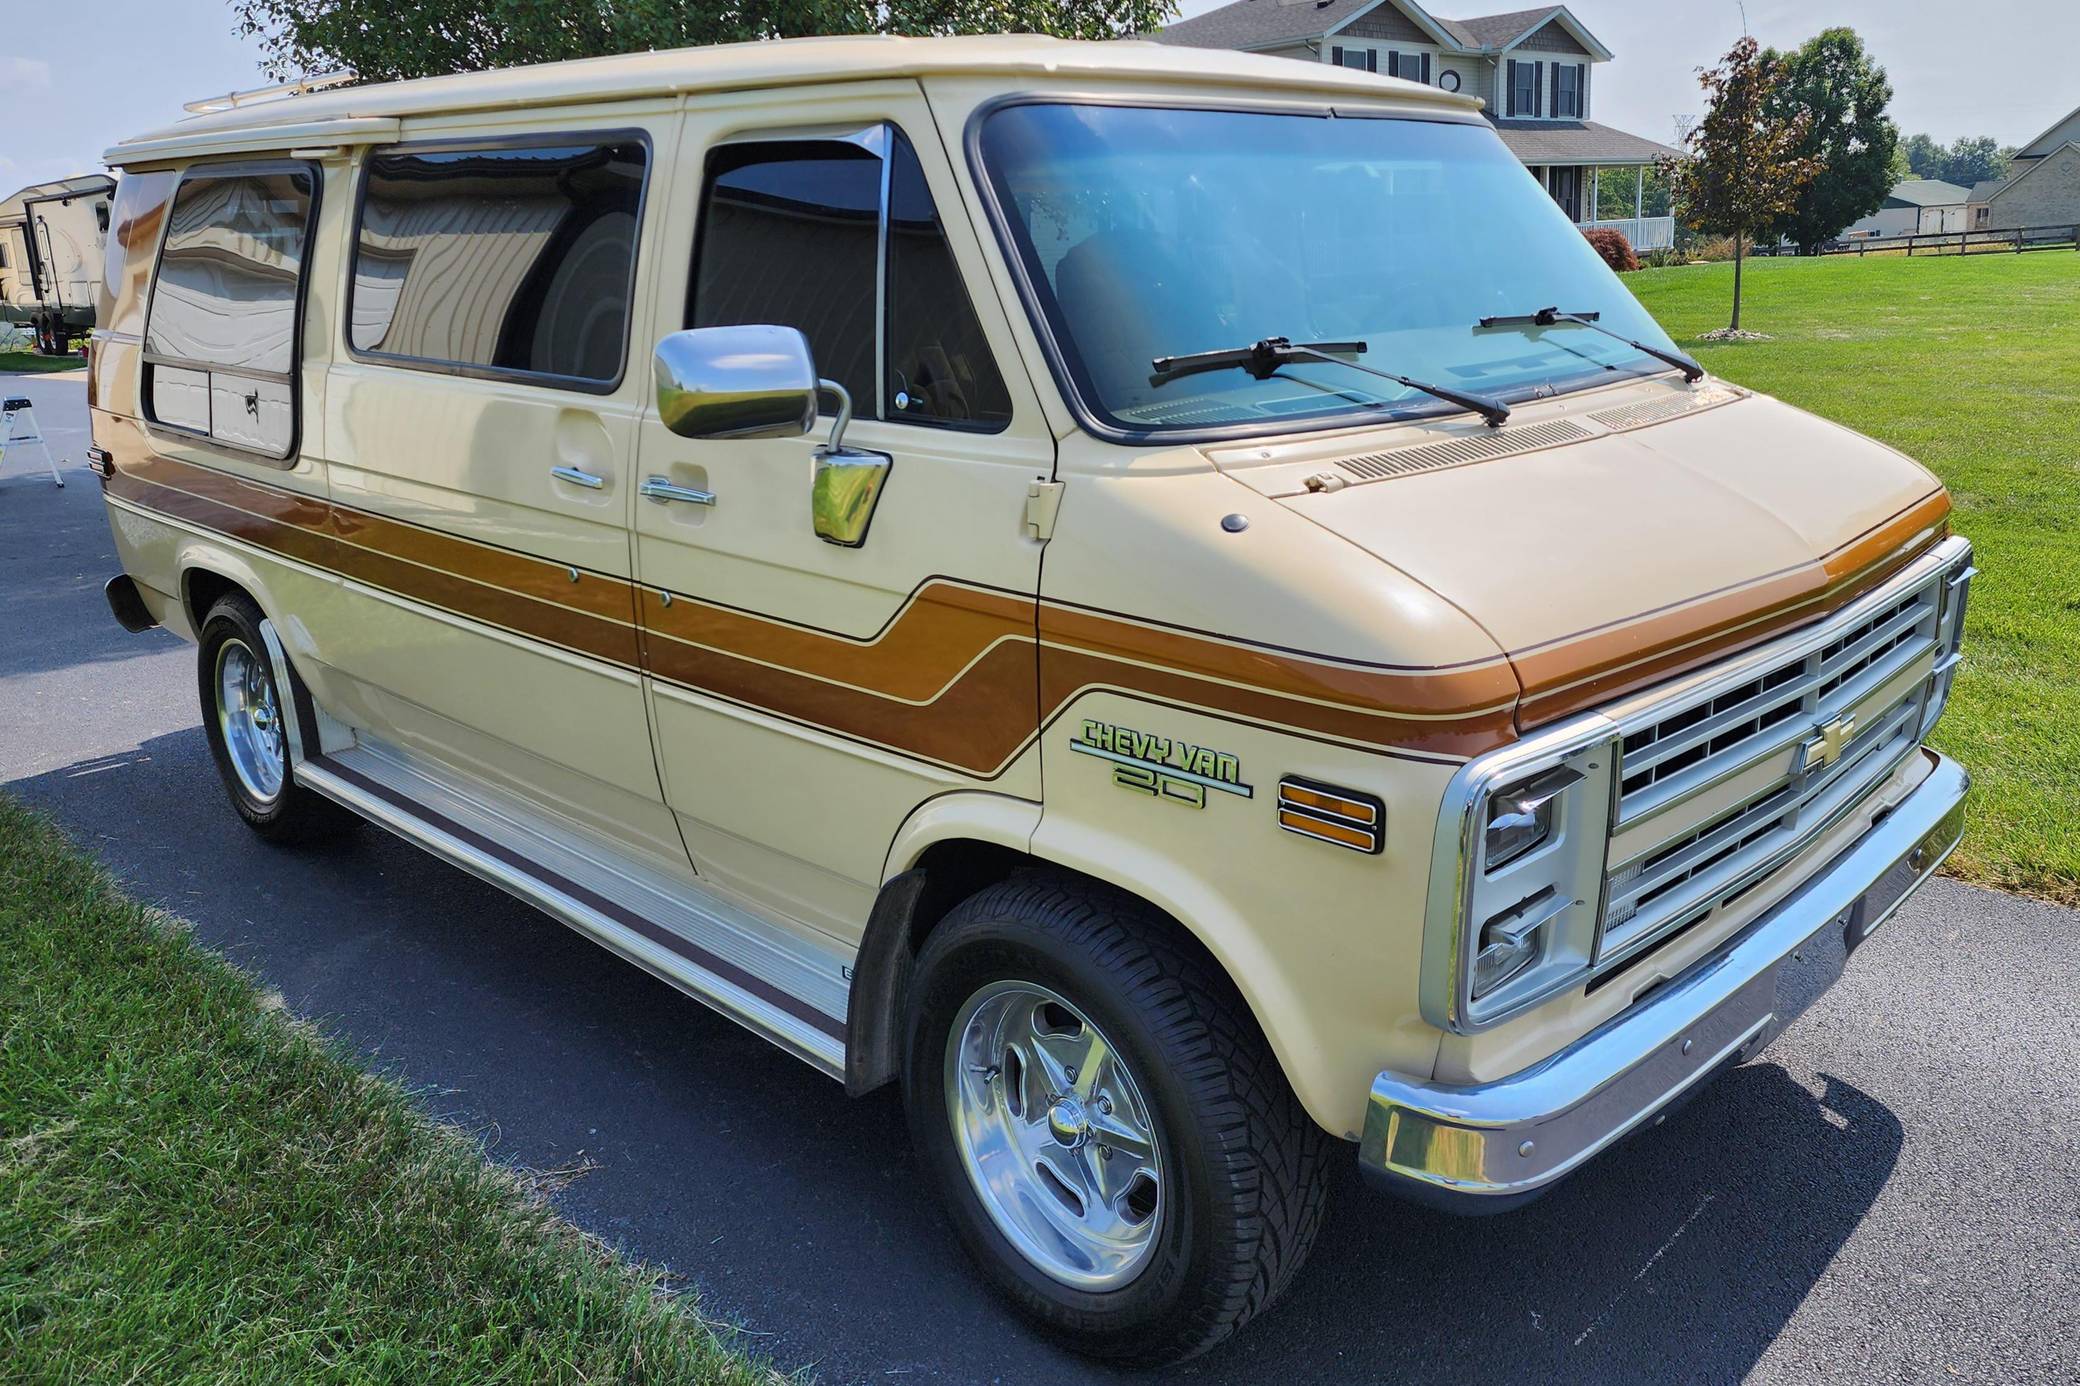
[[347, 138, 648, 390]]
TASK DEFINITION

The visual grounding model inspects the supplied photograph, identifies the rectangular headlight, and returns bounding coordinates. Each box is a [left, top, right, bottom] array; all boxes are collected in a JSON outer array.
[[1421, 726, 1618, 1032]]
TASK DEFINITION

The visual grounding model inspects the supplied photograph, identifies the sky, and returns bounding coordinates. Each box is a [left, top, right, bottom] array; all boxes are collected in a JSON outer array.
[[1, 0, 2073, 193]]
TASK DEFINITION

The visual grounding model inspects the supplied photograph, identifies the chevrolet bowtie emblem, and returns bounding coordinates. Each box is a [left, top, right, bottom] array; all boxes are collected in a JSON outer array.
[[1800, 713, 1857, 773]]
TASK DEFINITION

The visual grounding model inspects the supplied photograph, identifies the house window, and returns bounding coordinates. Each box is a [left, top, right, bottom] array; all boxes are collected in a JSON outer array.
[[350, 138, 648, 388], [1331, 46, 1377, 72], [1387, 50, 1431, 83], [144, 164, 316, 459], [1509, 60, 1541, 118], [1554, 63, 1584, 119], [692, 128, 1011, 431], [1974, 206, 1990, 228]]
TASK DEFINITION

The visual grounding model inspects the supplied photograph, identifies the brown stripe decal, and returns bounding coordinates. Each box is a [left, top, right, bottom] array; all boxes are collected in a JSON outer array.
[[1512, 490, 1950, 726], [103, 451, 1949, 771], [311, 754, 846, 1040]]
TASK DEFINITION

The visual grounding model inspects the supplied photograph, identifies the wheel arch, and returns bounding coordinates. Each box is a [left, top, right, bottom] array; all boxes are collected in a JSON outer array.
[[852, 796, 1330, 1138]]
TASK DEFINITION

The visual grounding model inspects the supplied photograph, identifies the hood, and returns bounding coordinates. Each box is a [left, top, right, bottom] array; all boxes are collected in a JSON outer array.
[[1227, 386, 1950, 729]]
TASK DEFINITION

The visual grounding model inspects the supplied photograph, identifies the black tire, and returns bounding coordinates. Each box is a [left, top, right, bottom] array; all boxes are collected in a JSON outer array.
[[902, 872, 1330, 1366], [196, 592, 343, 843]]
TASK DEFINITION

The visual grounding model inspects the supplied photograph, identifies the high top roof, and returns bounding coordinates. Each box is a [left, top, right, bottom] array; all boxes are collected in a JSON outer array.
[[107, 34, 1479, 167]]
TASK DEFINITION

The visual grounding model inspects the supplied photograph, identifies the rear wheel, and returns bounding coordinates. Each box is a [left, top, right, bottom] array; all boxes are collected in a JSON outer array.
[[196, 593, 342, 843], [903, 873, 1329, 1365]]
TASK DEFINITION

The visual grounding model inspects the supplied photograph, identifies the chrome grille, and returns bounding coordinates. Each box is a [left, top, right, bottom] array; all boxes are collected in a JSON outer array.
[[1596, 570, 1949, 972]]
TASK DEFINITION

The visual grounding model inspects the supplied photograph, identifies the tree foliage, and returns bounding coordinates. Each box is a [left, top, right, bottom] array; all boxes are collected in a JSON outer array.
[[1762, 27, 1899, 254], [1904, 132, 2016, 187], [1660, 37, 1820, 330], [230, 0, 1178, 84]]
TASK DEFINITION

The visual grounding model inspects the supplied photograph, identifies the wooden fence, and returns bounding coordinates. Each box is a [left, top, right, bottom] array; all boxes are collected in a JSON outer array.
[[1806, 224, 2080, 258]]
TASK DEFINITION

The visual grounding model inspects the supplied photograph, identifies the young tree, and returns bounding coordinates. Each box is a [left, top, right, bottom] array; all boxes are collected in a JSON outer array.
[[231, 0, 1177, 83], [1660, 37, 1820, 332], [1763, 28, 1899, 255]]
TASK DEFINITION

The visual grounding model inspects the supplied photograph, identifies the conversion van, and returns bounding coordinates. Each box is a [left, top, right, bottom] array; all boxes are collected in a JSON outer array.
[[0, 174, 114, 354], [91, 37, 1972, 1364]]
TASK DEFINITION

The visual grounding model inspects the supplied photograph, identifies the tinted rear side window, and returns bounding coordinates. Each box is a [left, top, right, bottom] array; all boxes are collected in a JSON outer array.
[[351, 139, 647, 386], [146, 168, 313, 375], [691, 140, 880, 409]]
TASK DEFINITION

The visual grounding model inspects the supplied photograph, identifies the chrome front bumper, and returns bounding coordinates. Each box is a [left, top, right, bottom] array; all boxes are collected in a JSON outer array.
[[1359, 749, 1968, 1211]]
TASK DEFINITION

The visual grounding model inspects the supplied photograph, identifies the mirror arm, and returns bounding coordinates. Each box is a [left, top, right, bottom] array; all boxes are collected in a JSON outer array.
[[817, 378, 853, 455]]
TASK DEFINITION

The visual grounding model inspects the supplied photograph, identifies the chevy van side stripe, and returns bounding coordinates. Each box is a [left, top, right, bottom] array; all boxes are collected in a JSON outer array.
[[99, 452, 1947, 773]]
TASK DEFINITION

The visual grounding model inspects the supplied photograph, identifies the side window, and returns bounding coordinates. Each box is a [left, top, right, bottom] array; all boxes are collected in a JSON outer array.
[[350, 138, 647, 388], [143, 165, 315, 459], [690, 126, 1011, 433], [885, 132, 1014, 431]]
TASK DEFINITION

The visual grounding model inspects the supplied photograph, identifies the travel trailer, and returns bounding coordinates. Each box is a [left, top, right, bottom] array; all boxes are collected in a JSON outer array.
[[89, 37, 1971, 1364], [0, 174, 114, 354]]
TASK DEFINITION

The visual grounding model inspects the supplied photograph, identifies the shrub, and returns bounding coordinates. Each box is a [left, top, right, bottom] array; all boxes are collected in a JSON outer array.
[[1581, 226, 1639, 272], [1641, 245, 1687, 269], [1693, 235, 1740, 262]]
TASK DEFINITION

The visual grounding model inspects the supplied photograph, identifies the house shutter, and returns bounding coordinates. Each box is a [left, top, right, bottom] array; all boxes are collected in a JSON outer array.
[[1368, 49, 1378, 73], [1387, 49, 1399, 76], [1422, 53, 1433, 84], [1332, 45, 1343, 65], [1534, 62, 1545, 117], [1576, 63, 1587, 117], [1505, 59, 1517, 116]]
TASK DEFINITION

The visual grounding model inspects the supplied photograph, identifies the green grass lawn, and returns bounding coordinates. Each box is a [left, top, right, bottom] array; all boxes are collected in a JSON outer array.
[[0, 798, 781, 1384], [0, 350, 87, 374], [1629, 252, 2080, 902]]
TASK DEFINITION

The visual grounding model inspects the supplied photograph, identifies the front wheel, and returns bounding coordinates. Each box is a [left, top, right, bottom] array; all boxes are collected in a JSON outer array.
[[903, 874, 1330, 1365]]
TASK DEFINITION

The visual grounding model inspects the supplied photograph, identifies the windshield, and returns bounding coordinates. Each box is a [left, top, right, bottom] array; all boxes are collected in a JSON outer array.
[[976, 103, 1685, 438]]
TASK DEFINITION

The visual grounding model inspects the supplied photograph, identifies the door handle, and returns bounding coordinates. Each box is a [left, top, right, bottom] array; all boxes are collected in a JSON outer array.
[[641, 476, 717, 506], [550, 465, 606, 490]]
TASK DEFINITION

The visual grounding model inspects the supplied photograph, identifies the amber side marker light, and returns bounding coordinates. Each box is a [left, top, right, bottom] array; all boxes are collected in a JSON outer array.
[[1277, 777, 1385, 854]]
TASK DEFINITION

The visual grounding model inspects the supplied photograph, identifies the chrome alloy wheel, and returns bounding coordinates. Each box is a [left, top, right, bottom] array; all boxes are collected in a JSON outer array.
[[215, 638, 285, 803], [945, 980, 1163, 1290]]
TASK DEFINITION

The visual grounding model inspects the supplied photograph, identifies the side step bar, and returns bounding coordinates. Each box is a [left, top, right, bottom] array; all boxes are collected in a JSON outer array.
[[295, 744, 851, 1078]]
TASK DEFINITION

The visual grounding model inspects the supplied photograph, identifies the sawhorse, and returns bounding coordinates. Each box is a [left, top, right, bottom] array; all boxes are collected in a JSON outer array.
[[1, 396, 63, 488]]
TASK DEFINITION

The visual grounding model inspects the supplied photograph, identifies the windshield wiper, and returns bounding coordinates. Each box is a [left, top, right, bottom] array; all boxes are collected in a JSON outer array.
[[1477, 307, 1704, 383], [1150, 336, 1511, 428]]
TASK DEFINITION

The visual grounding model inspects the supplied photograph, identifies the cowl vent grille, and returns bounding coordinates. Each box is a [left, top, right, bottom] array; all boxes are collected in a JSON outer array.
[[1335, 420, 1591, 481]]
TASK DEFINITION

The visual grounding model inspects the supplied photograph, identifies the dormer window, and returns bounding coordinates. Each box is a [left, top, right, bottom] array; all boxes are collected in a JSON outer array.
[[1508, 59, 1540, 117], [1553, 63, 1584, 119]]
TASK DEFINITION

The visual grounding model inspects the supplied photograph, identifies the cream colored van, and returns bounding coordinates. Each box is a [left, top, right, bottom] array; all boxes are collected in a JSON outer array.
[[91, 36, 1972, 1363]]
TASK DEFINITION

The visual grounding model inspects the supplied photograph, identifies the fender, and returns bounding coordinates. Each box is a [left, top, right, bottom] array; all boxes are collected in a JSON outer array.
[[1025, 809, 1417, 1139], [847, 792, 1040, 1095]]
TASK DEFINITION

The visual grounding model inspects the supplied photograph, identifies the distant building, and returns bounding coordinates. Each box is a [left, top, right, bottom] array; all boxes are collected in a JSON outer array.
[[1967, 104, 2080, 230], [1151, 2, 1681, 248], [1845, 179, 1971, 238]]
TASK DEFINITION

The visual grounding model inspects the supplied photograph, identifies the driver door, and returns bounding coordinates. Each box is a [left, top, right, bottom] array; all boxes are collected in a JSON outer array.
[[630, 85, 1056, 944]]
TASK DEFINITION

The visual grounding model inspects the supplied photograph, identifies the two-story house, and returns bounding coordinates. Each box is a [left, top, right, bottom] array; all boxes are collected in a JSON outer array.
[[1152, 1, 1681, 247], [1966, 103, 2080, 232]]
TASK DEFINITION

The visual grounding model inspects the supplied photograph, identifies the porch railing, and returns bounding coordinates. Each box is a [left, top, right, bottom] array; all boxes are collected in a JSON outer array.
[[1579, 215, 1675, 251]]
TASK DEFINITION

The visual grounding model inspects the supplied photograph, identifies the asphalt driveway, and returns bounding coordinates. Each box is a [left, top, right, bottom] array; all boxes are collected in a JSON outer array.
[[4, 374, 2076, 1383]]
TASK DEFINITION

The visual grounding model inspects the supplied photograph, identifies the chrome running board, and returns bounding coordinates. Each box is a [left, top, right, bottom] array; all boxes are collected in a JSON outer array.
[[296, 736, 851, 1078]]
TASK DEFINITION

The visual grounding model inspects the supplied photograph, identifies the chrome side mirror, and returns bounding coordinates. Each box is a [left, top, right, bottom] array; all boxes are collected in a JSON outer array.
[[653, 324, 818, 440]]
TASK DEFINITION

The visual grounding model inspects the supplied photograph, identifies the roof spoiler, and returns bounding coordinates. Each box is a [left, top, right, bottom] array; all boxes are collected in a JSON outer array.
[[182, 70, 357, 115]]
